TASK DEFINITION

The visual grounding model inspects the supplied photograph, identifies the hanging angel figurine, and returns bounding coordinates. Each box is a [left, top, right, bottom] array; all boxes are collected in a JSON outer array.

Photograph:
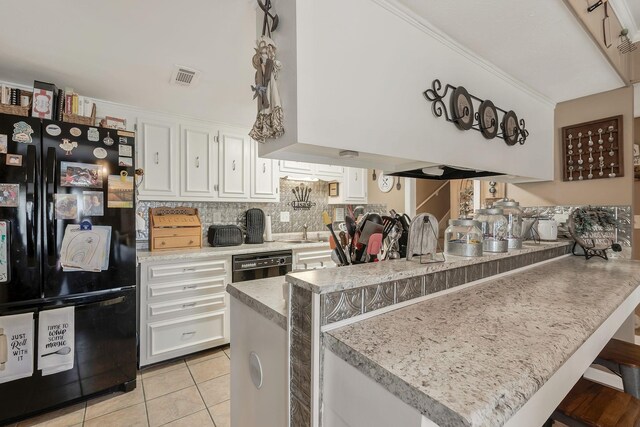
[[250, 36, 284, 142]]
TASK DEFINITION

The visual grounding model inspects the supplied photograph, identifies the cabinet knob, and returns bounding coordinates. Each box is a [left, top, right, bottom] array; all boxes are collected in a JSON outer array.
[[155, 152, 159, 165], [196, 156, 200, 168], [232, 160, 236, 171], [161, 240, 166, 245], [263, 163, 266, 173]]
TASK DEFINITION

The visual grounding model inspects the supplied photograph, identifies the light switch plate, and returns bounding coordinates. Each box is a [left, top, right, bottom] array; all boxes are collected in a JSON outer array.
[[280, 211, 290, 222]]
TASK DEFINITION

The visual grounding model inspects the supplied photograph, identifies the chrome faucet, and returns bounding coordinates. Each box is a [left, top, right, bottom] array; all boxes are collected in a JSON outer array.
[[302, 224, 308, 241]]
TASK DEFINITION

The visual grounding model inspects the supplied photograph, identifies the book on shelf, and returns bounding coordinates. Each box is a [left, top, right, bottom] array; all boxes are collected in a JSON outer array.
[[56, 88, 64, 121]]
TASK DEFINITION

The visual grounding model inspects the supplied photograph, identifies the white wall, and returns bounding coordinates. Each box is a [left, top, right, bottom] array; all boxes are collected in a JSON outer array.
[[265, 0, 555, 181]]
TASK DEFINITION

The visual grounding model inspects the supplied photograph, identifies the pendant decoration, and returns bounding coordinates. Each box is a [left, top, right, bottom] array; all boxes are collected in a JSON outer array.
[[103, 132, 114, 146], [59, 138, 78, 155], [423, 79, 529, 146], [12, 121, 34, 144]]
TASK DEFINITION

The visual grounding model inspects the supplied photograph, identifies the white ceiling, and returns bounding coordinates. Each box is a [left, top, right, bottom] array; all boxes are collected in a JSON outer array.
[[610, 0, 640, 43], [0, 0, 626, 127], [393, 0, 624, 103], [0, 0, 257, 127]]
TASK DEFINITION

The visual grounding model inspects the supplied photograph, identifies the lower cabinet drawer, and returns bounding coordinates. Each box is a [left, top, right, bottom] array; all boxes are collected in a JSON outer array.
[[153, 236, 200, 250], [149, 311, 225, 357], [147, 294, 225, 320], [148, 276, 226, 300], [147, 258, 228, 284]]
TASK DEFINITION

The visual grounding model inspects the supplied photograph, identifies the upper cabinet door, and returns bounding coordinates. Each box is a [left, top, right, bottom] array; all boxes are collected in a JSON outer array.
[[180, 125, 217, 199], [345, 168, 367, 203], [279, 160, 314, 175], [218, 129, 250, 199], [315, 164, 344, 178], [251, 140, 279, 201], [137, 117, 179, 199]]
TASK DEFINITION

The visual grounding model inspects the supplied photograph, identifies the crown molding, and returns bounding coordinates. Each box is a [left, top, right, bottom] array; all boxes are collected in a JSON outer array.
[[370, 0, 556, 107], [608, 0, 640, 42]]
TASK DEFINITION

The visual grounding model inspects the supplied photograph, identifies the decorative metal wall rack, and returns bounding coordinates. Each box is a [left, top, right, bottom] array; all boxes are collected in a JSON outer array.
[[423, 79, 529, 146]]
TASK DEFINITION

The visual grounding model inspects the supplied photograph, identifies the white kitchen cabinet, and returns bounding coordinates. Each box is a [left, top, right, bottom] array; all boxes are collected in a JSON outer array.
[[328, 167, 368, 204], [137, 117, 180, 200], [251, 140, 279, 201], [218, 129, 251, 199], [279, 160, 314, 176], [315, 164, 344, 179], [180, 124, 218, 199], [139, 256, 231, 367]]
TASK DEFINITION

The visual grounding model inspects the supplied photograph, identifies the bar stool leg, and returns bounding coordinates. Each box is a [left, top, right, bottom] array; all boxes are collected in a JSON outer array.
[[620, 365, 640, 399]]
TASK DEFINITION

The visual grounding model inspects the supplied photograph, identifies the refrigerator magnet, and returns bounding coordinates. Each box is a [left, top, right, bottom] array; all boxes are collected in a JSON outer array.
[[82, 191, 104, 217], [118, 144, 132, 157], [107, 174, 133, 208], [117, 130, 134, 138], [45, 124, 61, 136], [0, 135, 7, 154], [54, 194, 78, 220], [87, 128, 99, 142], [60, 162, 103, 189], [103, 132, 114, 146], [118, 157, 133, 167], [0, 184, 19, 207], [118, 137, 128, 145], [69, 127, 81, 137], [59, 139, 78, 155], [12, 122, 33, 144], [5, 154, 22, 167], [93, 147, 107, 159]]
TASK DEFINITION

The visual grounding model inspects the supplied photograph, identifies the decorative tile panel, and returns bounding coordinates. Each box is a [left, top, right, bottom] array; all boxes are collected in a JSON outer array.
[[466, 264, 483, 283], [425, 272, 447, 294], [136, 179, 388, 245], [322, 289, 363, 324], [396, 277, 423, 303], [290, 285, 312, 426], [446, 268, 466, 288], [363, 282, 395, 313]]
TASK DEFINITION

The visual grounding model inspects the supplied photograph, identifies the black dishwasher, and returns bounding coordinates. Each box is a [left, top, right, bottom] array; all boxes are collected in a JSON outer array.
[[232, 250, 293, 283]]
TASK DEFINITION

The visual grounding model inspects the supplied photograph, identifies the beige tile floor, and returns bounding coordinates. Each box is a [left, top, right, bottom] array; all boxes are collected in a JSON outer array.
[[5, 345, 231, 427]]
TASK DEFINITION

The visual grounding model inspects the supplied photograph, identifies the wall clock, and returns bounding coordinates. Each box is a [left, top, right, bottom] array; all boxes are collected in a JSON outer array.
[[450, 86, 474, 130], [501, 110, 520, 146], [478, 100, 498, 139], [377, 173, 394, 193]]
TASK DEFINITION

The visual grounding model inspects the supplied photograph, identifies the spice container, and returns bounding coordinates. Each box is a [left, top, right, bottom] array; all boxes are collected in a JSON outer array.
[[444, 219, 483, 257], [493, 199, 523, 249], [475, 208, 508, 253]]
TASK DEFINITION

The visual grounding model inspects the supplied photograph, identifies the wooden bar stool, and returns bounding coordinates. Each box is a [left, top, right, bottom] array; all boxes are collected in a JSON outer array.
[[549, 378, 640, 427], [594, 338, 640, 399]]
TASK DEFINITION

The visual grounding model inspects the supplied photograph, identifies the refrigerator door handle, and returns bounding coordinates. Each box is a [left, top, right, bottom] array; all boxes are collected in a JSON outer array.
[[45, 147, 57, 262], [25, 145, 37, 262]]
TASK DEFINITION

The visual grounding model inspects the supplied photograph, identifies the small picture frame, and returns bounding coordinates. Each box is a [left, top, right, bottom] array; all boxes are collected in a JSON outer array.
[[0, 134, 7, 154], [329, 182, 339, 197], [6, 154, 22, 167]]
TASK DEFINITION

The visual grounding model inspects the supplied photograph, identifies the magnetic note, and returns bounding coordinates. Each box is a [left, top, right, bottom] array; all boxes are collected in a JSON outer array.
[[54, 194, 78, 220], [118, 144, 132, 157], [82, 191, 104, 217], [0, 135, 7, 154], [0, 184, 19, 207], [107, 175, 133, 208]]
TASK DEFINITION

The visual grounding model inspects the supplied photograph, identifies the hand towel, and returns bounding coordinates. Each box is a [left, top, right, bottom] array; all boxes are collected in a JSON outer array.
[[38, 307, 74, 376], [0, 312, 34, 384]]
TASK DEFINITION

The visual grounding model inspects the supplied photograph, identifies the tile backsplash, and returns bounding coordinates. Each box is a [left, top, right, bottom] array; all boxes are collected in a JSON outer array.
[[136, 179, 387, 243]]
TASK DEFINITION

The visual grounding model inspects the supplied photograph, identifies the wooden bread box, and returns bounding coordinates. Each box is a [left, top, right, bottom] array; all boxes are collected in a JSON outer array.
[[149, 207, 202, 251]]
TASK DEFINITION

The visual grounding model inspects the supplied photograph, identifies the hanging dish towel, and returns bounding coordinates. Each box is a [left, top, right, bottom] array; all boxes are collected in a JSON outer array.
[[0, 312, 34, 384], [38, 307, 74, 376]]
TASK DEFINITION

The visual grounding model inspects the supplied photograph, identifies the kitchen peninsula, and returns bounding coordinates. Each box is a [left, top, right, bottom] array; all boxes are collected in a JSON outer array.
[[227, 241, 640, 427]]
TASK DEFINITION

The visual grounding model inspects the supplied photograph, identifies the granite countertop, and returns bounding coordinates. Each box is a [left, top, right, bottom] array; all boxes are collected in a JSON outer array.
[[137, 239, 330, 263], [324, 256, 640, 427], [226, 277, 288, 330], [286, 241, 571, 294]]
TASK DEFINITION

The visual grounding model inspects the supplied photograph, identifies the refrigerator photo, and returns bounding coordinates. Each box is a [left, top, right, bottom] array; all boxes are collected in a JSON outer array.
[[0, 113, 137, 424]]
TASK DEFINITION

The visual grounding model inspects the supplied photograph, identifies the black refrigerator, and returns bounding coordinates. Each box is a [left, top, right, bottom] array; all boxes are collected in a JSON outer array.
[[0, 113, 137, 424]]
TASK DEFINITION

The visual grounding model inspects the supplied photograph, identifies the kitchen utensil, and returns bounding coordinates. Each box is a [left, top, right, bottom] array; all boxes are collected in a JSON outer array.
[[367, 233, 383, 262], [599, 163, 604, 176], [372, 169, 377, 181], [359, 220, 384, 245], [577, 132, 582, 148], [603, 2, 612, 48], [588, 131, 594, 146], [578, 169, 583, 181], [609, 163, 616, 178], [598, 128, 603, 144], [323, 211, 348, 265], [588, 164, 594, 179], [578, 151, 583, 165], [42, 347, 72, 357], [396, 179, 401, 190], [568, 134, 573, 150], [588, 148, 594, 163], [339, 231, 348, 248], [329, 235, 336, 250], [406, 213, 438, 261], [608, 126, 614, 142], [330, 249, 342, 267]]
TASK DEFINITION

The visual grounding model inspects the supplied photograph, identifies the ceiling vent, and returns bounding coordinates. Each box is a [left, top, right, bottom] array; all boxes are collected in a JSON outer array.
[[170, 65, 200, 87]]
